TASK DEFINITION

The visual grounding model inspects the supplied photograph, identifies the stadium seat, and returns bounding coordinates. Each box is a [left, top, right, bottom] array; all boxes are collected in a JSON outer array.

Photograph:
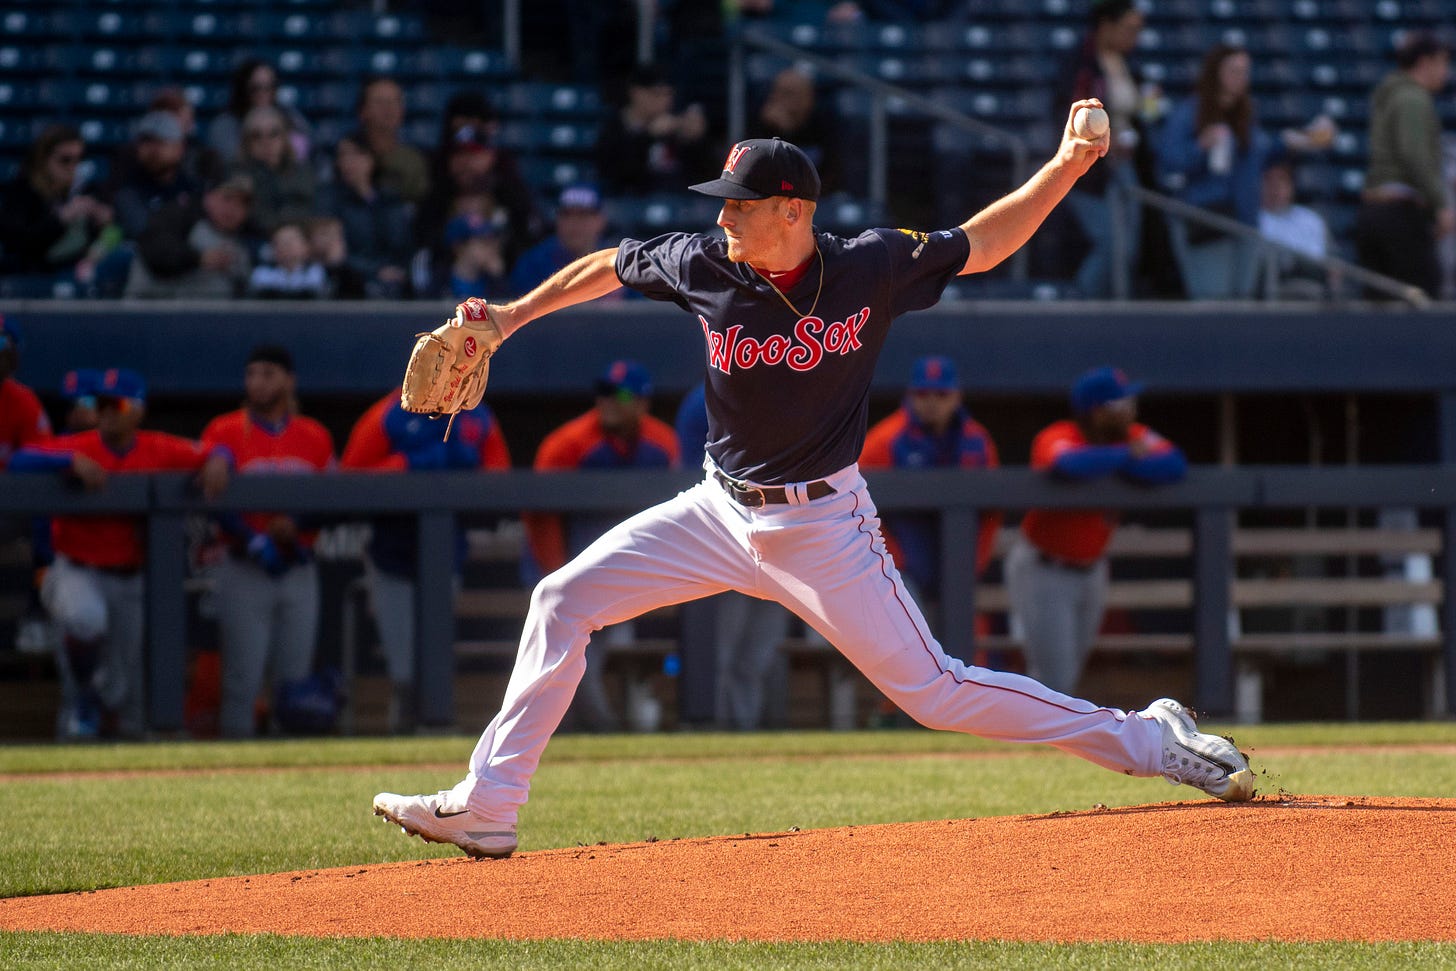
[[499, 83, 602, 121], [0, 8, 73, 38]]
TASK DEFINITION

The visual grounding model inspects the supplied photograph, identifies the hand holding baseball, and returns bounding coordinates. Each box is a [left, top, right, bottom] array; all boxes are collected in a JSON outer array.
[[1073, 105, 1109, 140]]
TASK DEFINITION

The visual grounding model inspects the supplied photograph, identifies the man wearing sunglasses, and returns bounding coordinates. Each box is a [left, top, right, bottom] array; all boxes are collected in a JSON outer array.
[[521, 360, 680, 731], [10, 368, 230, 739]]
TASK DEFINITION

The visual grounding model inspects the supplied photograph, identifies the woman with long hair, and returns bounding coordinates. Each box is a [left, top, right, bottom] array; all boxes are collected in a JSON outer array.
[[207, 59, 313, 167]]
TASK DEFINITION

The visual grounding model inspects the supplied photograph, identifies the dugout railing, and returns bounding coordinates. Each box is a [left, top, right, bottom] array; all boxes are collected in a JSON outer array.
[[5, 466, 1456, 732]]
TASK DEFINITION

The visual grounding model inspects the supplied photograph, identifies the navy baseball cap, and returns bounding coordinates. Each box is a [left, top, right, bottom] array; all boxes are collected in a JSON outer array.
[[97, 367, 147, 402], [689, 137, 820, 201], [61, 368, 103, 400], [595, 359, 653, 399], [1071, 366, 1142, 414], [910, 355, 960, 392], [557, 184, 602, 213]]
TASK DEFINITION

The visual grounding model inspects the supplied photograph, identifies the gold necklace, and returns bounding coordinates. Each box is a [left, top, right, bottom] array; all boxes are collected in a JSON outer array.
[[761, 245, 823, 319]]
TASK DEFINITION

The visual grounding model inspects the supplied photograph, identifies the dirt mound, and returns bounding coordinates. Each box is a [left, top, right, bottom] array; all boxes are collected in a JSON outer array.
[[3, 795, 1453, 942]]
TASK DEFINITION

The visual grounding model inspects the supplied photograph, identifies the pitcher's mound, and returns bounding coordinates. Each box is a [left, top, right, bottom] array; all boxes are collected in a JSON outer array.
[[3, 795, 1453, 941]]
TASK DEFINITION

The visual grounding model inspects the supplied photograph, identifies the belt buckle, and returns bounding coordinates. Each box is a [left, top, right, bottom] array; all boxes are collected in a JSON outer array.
[[718, 470, 765, 508], [738, 484, 766, 508]]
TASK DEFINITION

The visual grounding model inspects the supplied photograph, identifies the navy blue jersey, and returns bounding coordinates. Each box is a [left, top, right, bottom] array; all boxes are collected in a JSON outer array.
[[616, 226, 970, 484]]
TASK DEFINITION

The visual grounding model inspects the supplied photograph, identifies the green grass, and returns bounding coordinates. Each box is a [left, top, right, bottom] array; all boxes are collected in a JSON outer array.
[[5, 935, 1456, 971], [2, 724, 1454, 968]]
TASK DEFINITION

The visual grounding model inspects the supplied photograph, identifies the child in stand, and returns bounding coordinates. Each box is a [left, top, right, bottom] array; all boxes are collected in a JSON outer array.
[[305, 214, 366, 299], [441, 211, 510, 299], [248, 221, 329, 299]]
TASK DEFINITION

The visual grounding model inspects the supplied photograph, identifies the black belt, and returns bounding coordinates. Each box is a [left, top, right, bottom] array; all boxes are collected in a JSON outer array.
[[1037, 551, 1096, 573], [713, 469, 836, 508]]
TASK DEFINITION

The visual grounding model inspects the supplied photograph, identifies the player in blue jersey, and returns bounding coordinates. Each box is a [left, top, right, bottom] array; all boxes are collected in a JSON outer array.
[[374, 103, 1254, 861]]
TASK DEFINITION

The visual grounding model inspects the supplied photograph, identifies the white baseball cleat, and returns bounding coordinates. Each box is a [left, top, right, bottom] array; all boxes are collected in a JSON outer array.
[[1141, 698, 1254, 802], [372, 791, 518, 859]]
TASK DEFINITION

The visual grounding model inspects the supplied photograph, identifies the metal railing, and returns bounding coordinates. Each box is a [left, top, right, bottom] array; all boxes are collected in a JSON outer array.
[[5, 466, 1456, 730], [1119, 185, 1430, 307], [730, 26, 1033, 282]]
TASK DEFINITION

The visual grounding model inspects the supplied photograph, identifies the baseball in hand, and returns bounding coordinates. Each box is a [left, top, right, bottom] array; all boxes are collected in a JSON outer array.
[[1073, 106, 1109, 139]]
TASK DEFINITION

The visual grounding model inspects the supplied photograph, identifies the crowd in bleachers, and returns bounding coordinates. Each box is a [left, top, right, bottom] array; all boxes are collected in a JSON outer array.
[[0, 0, 1451, 301]]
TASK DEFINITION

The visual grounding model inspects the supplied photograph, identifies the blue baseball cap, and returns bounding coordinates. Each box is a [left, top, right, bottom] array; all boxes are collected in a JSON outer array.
[[1071, 365, 1142, 414], [595, 359, 652, 399], [97, 367, 147, 402], [557, 183, 602, 213], [909, 355, 959, 392], [61, 368, 103, 400], [445, 212, 501, 247]]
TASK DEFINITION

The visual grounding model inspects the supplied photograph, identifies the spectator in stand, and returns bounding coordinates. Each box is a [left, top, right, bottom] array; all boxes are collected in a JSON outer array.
[[430, 91, 506, 199], [200, 345, 334, 739], [10, 368, 230, 739], [859, 356, 1002, 645], [317, 134, 413, 299], [232, 106, 317, 236], [1005, 366, 1185, 695], [509, 184, 622, 298], [440, 211, 511, 299], [417, 124, 542, 274], [341, 389, 511, 732], [0, 316, 51, 472], [305, 215, 367, 299], [354, 76, 430, 206], [1257, 157, 1335, 299], [755, 67, 840, 197], [208, 59, 313, 168], [1154, 44, 1273, 299], [596, 64, 717, 197], [124, 174, 255, 299], [1357, 31, 1453, 299], [109, 110, 201, 241], [0, 125, 119, 294], [148, 88, 225, 188], [524, 361, 679, 731], [248, 222, 329, 299], [1056, 0, 1153, 298]]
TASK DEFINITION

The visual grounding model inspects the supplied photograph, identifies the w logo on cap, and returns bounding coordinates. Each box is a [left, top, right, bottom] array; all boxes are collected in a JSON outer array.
[[723, 143, 753, 174]]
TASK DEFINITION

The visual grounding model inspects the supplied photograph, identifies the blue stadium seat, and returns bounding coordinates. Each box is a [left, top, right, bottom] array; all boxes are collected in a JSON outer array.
[[0, 117, 37, 150], [0, 42, 61, 76], [165, 46, 236, 78], [0, 8, 73, 38], [500, 83, 602, 121], [518, 158, 600, 195], [434, 48, 513, 81], [497, 121, 597, 155]]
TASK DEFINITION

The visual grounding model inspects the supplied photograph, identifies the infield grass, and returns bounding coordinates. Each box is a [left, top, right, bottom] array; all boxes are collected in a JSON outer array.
[[2, 723, 1454, 968]]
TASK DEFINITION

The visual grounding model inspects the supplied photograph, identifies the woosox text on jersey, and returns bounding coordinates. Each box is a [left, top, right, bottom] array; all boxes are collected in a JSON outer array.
[[698, 308, 872, 374]]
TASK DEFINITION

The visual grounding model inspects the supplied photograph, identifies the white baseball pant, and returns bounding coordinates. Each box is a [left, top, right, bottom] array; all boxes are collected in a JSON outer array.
[[452, 463, 1167, 825]]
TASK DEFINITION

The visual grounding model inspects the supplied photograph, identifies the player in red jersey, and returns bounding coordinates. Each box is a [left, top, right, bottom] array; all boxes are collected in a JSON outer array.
[[342, 388, 511, 731], [0, 315, 51, 471], [524, 360, 679, 731], [1006, 366, 1186, 694], [200, 345, 335, 738], [10, 368, 229, 738]]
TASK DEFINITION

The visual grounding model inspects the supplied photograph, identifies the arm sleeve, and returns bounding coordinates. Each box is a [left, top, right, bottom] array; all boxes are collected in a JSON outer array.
[[870, 227, 972, 317], [7, 448, 74, 473], [479, 420, 512, 471], [1391, 91, 1448, 209], [1049, 444, 1134, 479], [614, 233, 698, 308], [1123, 427, 1187, 484], [342, 396, 409, 471]]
